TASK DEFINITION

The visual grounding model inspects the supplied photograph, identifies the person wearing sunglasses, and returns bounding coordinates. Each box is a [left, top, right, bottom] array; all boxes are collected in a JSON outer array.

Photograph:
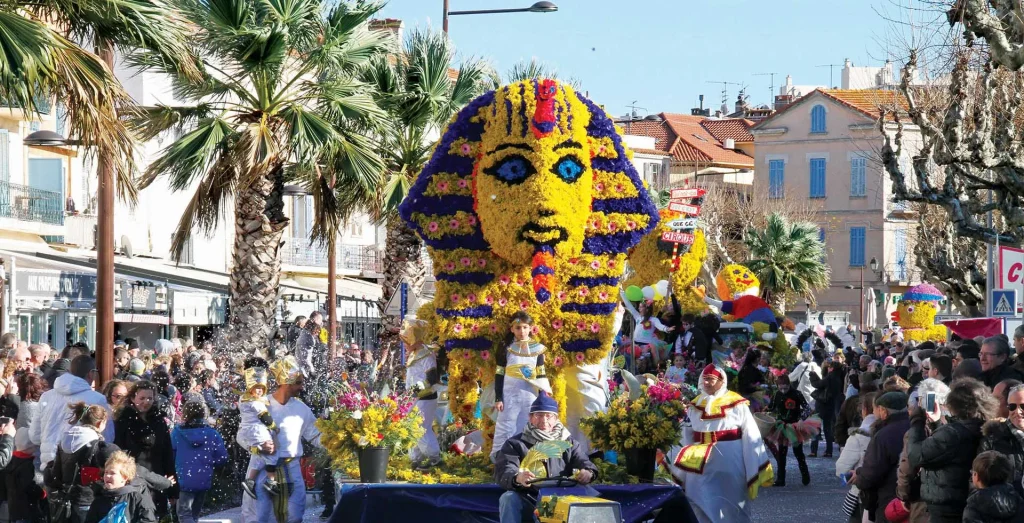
[[979, 384, 1024, 500]]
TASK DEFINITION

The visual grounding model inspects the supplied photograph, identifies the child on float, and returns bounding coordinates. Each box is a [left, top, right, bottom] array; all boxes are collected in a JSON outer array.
[[401, 318, 444, 467], [619, 290, 673, 372], [666, 351, 688, 386], [490, 311, 551, 462]]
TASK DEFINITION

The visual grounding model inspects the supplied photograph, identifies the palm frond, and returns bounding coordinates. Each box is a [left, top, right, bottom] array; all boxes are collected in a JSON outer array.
[[169, 152, 236, 260], [131, 103, 216, 142], [142, 117, 232, 190]]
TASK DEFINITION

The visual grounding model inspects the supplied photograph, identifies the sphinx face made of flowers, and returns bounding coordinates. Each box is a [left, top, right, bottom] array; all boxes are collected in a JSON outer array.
[[399, 79, 659, 432]]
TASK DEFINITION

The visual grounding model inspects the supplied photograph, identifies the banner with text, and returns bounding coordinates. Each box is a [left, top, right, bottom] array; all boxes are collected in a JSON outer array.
[[997, 246, 1024, 313]]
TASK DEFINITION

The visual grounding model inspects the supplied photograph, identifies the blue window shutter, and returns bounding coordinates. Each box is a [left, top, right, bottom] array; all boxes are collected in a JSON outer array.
[[851, 157, 866, 196], [769, 159, 784, 198], [810, 158, 826, 197], [850, 227, 865, 266], [811, 105, 826, 133]]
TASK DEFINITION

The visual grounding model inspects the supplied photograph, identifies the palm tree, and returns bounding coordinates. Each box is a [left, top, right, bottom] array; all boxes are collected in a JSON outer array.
[[356, 28, 491, 354], [131, 0, 390, 353], [743, 212, 830, 314], [498, 58, 580, 89], [0, 0, 197, 199]]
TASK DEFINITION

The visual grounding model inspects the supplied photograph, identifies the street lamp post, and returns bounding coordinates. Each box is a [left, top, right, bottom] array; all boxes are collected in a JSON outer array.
[[849, 257, 880, 333], [443, 1, 558, 33]]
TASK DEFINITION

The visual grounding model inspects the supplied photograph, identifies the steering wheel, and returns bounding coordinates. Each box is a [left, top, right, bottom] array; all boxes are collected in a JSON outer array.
[[527, 476, 580, 488]]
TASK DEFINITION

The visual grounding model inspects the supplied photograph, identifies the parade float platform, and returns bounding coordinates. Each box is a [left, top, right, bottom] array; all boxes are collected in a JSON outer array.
[[328, 483, 686, 523]]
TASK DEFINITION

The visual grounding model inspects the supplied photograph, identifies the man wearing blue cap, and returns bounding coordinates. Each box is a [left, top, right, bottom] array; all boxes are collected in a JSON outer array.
[[495, 391, 598, 523]]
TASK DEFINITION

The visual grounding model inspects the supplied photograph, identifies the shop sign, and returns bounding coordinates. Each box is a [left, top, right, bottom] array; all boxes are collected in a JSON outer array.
[[15, 269, 96, 302]]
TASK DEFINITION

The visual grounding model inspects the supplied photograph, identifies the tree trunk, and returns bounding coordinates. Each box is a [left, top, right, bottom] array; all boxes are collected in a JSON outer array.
[[377, 216, 426, 366], [227, 165, 288, 355], [767, 291, 787, 316]]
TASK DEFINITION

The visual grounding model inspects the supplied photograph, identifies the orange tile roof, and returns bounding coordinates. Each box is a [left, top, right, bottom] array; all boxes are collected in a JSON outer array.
[[755, 88, 908, 128], [701, 118, 754, 143], [631, 147, 672, 156], [622, 114, 754, 168]]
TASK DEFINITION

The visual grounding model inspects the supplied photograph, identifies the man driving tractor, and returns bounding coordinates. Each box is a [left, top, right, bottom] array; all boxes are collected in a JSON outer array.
[[495, 392, 599, 523]]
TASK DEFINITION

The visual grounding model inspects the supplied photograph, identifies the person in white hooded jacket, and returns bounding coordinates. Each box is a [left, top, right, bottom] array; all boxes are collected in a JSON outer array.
[[789, 352, 822, 407], [836, 392, 876, 522], [30, 355, 114, 469]]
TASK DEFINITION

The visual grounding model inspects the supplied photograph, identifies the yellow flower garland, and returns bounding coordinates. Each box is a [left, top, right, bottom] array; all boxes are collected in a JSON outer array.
[[626, 209, 707, 314]]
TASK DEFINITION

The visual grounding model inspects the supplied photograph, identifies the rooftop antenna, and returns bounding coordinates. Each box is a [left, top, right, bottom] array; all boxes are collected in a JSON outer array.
[[816, 63, 843, 88], [753, 72, 777, 103], [706, 80, 742, 113], [625, 100, 646, 133]]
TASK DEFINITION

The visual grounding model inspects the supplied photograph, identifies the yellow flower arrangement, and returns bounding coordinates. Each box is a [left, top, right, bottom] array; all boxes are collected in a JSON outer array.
[[580, 381, 687, 453], [896, 283, 948, 342], [398, 79, 660, 444], [626, 208, 707, 314], [317, 390, 424, 471]]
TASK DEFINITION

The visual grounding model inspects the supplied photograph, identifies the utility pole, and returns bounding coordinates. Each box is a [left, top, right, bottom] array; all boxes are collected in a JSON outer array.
[[816, 64, 843, 88], [327, 235, 337, 361], [443, 0, 449, 33]]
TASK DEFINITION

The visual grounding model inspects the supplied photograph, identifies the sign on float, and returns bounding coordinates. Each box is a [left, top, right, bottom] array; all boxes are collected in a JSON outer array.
[[669, 187, 706, 199], [666, 218, 700, 230], [667, 201, 701, 215], [661, 231, 695, 244], [998, 246, 1024, 313]]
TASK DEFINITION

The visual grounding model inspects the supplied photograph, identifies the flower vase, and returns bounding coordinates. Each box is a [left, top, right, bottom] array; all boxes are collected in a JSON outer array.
[[358, 447, 390, 483], [624, 448, 657, 481]]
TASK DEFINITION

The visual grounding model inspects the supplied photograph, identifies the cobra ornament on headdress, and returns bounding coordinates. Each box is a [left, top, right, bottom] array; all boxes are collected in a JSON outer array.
[[269, 355, 303, 385], [244, 367, 270, 398]]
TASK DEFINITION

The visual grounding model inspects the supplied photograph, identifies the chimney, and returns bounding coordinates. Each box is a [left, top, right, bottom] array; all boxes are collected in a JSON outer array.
[[724, 138, 736, 150]]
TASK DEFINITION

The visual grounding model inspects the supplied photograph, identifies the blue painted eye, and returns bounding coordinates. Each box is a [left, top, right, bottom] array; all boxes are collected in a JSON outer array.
[[484, 155, 535, 184], [552, 155, 585, 183]]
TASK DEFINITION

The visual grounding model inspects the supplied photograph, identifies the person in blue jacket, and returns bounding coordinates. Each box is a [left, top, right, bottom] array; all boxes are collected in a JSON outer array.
[[171, 399, 228, 523]]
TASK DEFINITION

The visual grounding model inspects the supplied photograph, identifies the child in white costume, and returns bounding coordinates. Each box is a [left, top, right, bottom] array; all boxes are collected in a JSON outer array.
[[491, 311, 551, 461], [237, 365, 280, 499], [401, 318, 443, 466]]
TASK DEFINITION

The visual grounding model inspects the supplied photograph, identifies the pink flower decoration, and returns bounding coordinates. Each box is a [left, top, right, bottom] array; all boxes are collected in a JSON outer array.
[[449, 219, 460, 229], [607, 260, 616, 268], [467, 293, 477, 302], [531, 325, 539, 334], [553, 356, 564, 367], [437, 181, 449, 192], [552, 319, 564, 330], [485, 295, 495, 304], [575, 352, 586, 362], [576, 321, 587, 331], [520, 300, 529, 310], [590, 260, 601, 270], [499, 276, 511, 285], [467, 215, 477, 226], [445, 262, 455, 271], [461, 257, 472, 266], [608, 222, 618, 231], [516, 279, 525, 286], [626, 221, 636, 230], [477, 258, 486, 268], [595, 182, 605, 192], [463, 350, 472, 359], [453, 323, 463, 333], [590, 323, 600, 333], [615, 184, 625, 192], [457, 179, 469, 189], [428, 222, 439, 232], [460, 143, 472, 154], [470, 324, 479, 333], [451, 293, 461, 303], [598, 291, 609, 300], [557, 291, 567, 301], [579, 287, 590, 297], [480, 350, 490, 360], [489, 324, 498, 333], [498, 298, 508, 306]]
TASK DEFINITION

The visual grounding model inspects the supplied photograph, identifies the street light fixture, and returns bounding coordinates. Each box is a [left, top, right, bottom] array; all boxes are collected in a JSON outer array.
[[24, 126, 115, 385], [443, 1, 558, 33]]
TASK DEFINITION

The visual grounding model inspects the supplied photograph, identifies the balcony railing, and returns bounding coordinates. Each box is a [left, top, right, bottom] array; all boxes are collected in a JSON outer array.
[[885, 262, 920, 284], [282, 242, 381, 273], [0, 180, 64, 225]]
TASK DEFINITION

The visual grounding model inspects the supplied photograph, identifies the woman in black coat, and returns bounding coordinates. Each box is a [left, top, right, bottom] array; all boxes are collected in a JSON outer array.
[[907, 378, 997, 523], [809, 360, 845, 457], [978, 383, 1024, 499], [737, 348, 765, 397], [45, 403, 119, 523], [114, 381, 175, 517]]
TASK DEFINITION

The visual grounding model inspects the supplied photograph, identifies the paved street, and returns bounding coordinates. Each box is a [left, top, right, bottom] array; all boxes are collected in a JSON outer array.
[[754, 449, 849, 522]]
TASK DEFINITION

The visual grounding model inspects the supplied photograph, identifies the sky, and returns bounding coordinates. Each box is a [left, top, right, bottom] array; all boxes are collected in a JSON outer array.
[[376, 0, 932, 119]]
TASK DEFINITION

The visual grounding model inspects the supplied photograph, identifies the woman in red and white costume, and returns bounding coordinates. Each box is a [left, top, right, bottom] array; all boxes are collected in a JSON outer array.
[[663, 364, 774, 522]]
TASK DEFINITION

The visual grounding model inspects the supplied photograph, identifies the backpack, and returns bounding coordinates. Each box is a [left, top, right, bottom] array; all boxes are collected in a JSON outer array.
[[49, 439, 102, 523]]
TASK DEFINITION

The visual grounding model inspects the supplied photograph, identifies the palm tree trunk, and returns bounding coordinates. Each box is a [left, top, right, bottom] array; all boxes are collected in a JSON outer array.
[[228, 166, 288, 355], [768, 292, 787, 316], [377, 216, 426, 365]]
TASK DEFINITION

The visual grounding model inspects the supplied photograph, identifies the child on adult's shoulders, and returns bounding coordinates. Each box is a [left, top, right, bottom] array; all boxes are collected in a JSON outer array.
[[963, 450, 1024, 523]]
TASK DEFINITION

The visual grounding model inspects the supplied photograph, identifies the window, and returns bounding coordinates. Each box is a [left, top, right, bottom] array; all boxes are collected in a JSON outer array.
[[809, 158, 826, 198], [810, 105, 827, 133], [894, 228, 907, 280], [850, 157, 867, 197], [850, 227, 866, 266], [768, 159, 784, 199], [291, 195, 312, 241]]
